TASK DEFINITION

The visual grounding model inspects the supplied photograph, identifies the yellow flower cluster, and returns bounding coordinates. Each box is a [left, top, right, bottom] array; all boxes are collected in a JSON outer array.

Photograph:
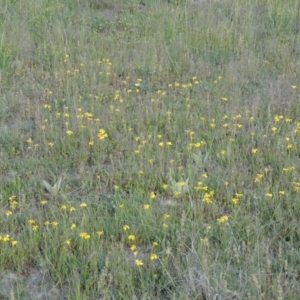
[[0, 234, 18, 246], [217, 215, 229, 224], [79, 232, 90, 239], [98, 128, 108, 140]]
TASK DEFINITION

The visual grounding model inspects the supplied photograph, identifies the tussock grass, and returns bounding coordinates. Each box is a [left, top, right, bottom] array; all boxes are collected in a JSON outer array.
[[1, 0, 300, 299]]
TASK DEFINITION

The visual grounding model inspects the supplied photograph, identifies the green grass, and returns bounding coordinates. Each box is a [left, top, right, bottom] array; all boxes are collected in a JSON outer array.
[[1, 0, 300, 299]]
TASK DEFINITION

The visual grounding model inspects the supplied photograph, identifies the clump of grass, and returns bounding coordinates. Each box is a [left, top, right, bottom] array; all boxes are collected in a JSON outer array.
[[1, 0, 300, 298]]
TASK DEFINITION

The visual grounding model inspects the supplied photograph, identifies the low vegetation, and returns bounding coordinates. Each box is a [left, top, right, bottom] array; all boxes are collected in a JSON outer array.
[[1, 0, 300, 299]]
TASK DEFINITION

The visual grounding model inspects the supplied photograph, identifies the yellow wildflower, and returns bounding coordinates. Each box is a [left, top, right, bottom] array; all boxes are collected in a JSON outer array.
[[217, 215, 229, 224], [135, 259, 143, 267], [150, 253, 158, 260]]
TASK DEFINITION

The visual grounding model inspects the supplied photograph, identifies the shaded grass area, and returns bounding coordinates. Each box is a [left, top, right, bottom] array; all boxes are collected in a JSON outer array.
[[1, 0, 300, 299]]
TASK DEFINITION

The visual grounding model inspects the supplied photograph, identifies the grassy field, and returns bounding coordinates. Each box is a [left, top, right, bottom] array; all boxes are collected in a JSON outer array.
[[1, 0, 300, 299]]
